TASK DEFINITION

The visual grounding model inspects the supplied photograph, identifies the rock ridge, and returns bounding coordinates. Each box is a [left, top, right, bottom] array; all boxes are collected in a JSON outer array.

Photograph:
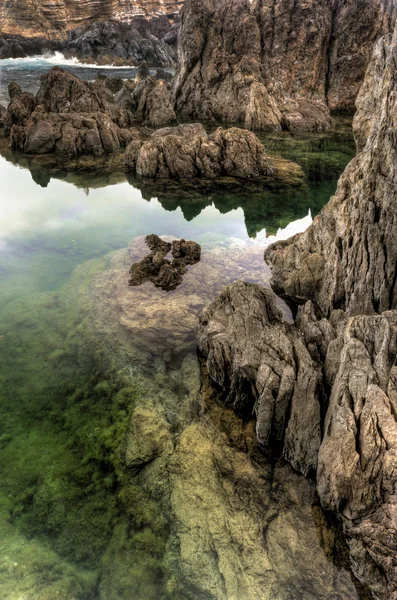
[[174, 0, 397, 131], [198, 26, 397, 600]]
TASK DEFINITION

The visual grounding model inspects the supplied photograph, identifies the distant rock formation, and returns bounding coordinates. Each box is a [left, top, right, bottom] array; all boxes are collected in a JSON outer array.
[[0, 0, 182, 40], [174, 0, 397, 131], [199, 27, 397, 600]]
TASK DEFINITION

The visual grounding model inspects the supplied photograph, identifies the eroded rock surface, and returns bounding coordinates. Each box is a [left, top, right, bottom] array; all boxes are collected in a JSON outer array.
[[6, 68, 136, 159], [75, 235, 361, 600], [129, 234, 201, 291], [199, 27, 397, 600], [174, 0, 396, 131], [124, 123, 305, 190], [265, 32, 397, 317]]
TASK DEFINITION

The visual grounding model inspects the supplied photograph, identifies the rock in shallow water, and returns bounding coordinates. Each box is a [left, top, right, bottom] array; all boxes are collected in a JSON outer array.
[[129, 234, 201, 291]]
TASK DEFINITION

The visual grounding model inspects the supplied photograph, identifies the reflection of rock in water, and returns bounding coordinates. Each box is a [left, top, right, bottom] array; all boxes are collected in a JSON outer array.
[[129, 234, 201, 292]]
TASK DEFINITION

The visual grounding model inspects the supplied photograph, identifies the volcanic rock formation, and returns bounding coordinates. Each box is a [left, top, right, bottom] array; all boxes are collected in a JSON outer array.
[[0, 0, 182, 40], [198, 28, 397, 600], [174, 0, 397, 131]]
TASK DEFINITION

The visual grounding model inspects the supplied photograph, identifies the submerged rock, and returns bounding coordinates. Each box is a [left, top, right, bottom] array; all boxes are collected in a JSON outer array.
[[129, 234, 201, 291]]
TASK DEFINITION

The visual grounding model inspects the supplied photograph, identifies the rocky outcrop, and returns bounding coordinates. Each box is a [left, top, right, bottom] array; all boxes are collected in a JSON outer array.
[[265, 32, 397, 317], [129, 234, 201, 291], [199, 26, 397, 600], [0, 1, 182, 40], [174, 0, 396, 131], [198, 282, 323, 477], [60, 17, 178, 67], [6, 68, 136, 159], [124, 123, 305, 190], [116, 75, 176, 127], [4, 83, 35, 134]]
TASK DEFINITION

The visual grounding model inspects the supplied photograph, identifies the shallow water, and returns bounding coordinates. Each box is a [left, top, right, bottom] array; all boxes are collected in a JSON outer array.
[[0, 58, 362, 600]]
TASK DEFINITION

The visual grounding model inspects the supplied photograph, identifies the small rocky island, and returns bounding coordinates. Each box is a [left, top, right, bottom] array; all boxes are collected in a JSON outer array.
[[1, 0, 397, 599]]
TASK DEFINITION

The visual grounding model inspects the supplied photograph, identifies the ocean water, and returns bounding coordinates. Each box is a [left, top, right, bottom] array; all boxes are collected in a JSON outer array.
[[0, 58, 365, 600], [0, 53, 151, 105]]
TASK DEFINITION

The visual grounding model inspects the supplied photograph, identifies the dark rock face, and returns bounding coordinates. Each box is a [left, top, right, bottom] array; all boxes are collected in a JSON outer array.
[[129, 234, 201, 291], [199, 28, 397, 600], [61, 18, 178, 67], [174, 0, 396, 131]]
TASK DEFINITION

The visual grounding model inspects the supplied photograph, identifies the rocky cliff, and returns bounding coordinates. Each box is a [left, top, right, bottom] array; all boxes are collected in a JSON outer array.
[[174, 0, 397, 131], [199, 25, 397, 600], [0, 0, 182, 39]]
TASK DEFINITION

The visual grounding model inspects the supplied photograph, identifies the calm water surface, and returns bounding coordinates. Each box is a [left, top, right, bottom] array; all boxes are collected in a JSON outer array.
[[0, 58, 360, 600]]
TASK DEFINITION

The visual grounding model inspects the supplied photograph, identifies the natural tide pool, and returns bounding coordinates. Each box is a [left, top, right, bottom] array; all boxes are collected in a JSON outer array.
[[0, 92, 368, 599]]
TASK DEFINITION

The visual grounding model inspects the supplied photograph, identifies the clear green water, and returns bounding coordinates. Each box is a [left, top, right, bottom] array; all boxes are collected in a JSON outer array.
[[0, 121, 360, 599]]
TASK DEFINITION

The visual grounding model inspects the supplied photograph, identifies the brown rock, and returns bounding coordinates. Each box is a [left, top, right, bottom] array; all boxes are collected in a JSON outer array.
[[174, 0, 396, 130]]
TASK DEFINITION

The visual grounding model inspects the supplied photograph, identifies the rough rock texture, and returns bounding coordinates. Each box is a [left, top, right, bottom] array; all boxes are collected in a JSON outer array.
[[129, 234, 201, 291], [198, 282, 323, 476], [6, 68, 136, 160], [116, 75, 176, 127], [265, 32, 397, 317], [198, 27, 397, 600], [0, 1, 182, 40], [174, 0, 397, 131], [4, 83, 35, 134], [125, 123, 274, 178], [61, 17, 178, 67]]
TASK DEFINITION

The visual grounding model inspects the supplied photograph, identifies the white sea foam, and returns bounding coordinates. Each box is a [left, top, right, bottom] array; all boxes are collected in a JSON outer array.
[[0, 51, 137, 70]]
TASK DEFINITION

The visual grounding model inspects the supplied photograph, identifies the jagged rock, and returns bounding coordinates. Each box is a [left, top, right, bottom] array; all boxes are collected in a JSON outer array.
[[126, 76, 177, 127], [6, 68, 138, 160], [198, 281, 322, 476], [129, 234, 201, 291], [36, 68, 133, 129], [265, 31, 397, 317], [0, 105, 6, 128], [125, 123, 273, 179], [318, 311, 397, 600], [4, 82, 35, 134], [10, 108, 136, 158], [174, 0, 396, 131], [62, 18, 178, 67]]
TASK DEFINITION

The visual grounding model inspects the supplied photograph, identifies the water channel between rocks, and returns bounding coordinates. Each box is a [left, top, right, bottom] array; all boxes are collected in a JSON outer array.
[[0, 59, 366, 600]]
